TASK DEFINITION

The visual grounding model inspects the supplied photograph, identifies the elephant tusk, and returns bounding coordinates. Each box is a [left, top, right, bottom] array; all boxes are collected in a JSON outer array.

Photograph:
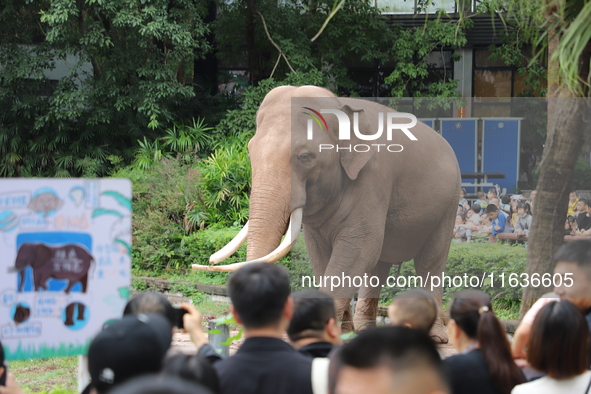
[[193, 208, 302, 272], [209, 221, 249, 264]]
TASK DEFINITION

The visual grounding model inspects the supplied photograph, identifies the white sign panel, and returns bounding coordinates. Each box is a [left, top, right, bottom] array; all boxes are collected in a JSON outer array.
[[0, 179, 131, 360]]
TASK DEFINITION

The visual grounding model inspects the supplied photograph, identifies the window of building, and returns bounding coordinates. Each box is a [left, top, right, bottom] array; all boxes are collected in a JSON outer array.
[[374, 0, 465, 14], [472, 47, 545, 117]]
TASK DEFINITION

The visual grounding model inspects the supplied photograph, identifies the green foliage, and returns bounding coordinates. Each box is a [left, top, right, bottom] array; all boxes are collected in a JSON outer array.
[[214, 0, 393, 88], [385, 19, 469, 98], [198, 135, 251, 226], [444, 242, 527, 299], [573, 156, 591, 190], [0, 0, 212, 177], [215, 71, 324, 138], [132, 118, 213, 171], [112, 156, 208, 272], [380, 242, 527, 301]]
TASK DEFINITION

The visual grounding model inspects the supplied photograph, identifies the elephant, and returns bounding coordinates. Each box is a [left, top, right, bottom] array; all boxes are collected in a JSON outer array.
[[193, 86, 460, 341], [9, 243, 93, 325]]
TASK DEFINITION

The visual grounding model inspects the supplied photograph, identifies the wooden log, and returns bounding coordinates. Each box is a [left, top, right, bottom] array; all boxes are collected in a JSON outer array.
[[135, 276, 228, 296]]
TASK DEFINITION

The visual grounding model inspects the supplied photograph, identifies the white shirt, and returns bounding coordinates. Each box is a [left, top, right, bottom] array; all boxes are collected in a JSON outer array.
[[512, 371, 591, 394]]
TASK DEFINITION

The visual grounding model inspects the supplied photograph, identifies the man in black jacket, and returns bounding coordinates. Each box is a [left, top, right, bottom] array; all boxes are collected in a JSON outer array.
[[213, 263, 313, 394], [287, 289, 341, 359]]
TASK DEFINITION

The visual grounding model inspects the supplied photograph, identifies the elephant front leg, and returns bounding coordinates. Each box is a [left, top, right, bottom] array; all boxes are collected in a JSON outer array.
[[354, 260, 392, 331], [34, 270, 48, 291]]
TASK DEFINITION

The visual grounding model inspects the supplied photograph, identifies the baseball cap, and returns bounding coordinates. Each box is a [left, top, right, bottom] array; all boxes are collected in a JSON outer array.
[[87, 313, 173, 393]]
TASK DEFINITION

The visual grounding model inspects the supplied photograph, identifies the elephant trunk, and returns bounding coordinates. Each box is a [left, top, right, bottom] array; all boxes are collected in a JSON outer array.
[[246, 176, 291, 260], [193, 174, 301, 272]]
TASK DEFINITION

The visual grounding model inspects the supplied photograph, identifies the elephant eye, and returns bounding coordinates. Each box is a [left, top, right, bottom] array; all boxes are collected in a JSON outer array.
[[298, 152, 315, 164]]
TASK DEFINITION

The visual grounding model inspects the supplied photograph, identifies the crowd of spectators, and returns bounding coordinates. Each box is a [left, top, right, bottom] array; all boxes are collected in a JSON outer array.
[[454, 189, 591, 244], [2, 240, 591, 394]]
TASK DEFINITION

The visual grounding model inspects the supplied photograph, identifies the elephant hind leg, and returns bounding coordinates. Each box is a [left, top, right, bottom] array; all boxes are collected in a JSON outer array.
[[413, 213, 455, 344], [335, 298, 354, 334], [77, 303, 85, 320], [80, 273, 89, 293], [63, 279, 75, 294]]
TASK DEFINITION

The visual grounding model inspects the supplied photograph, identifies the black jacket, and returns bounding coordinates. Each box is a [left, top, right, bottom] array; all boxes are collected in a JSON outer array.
[[214, 337, 313, 394], [444, 349, 504, 394], [297, 341, 335, 359]]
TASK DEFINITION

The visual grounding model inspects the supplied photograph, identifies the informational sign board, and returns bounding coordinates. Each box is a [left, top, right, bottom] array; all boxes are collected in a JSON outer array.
[[0, 179, 131, 360]]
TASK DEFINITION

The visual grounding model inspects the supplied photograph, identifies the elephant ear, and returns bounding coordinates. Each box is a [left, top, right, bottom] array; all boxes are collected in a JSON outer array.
[[35, 244, 53, 267], [338, 104, 377, 180]]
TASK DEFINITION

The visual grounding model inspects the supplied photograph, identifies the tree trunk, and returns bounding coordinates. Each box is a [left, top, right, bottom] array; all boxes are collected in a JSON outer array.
[[245, 0, 261, 85], [520, 26, 585, 316]]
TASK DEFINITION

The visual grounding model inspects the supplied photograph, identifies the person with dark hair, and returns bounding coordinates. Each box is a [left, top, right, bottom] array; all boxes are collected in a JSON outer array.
[[453, 214, 472, 242], [108, 374, 214, 394], [487, 188, 498, 201], [511, 301, 591, 393], [161, 353, 221, 394], [475, 191, 487, 209], [287, 290, 340, 358], [335, 326, 448, 394], [458, 188, 469, 213], [553, 240, 591, 363], [568, 191, 579, 217], [526, 190, 536, 212], [486, 204, 506, 243], [510, 293, 558, 363], [85, 313, 173, 394], [575, 199, 591, 233], [513, 203, 532, 239], [500, 196, 511, 214], [0, 340, 24, 394], [388, 289, 438, 334], [444, 290, 523, 394], [123, 292, 176, 327], [565, 215, 578, 236], [213, 263, 313, 394]]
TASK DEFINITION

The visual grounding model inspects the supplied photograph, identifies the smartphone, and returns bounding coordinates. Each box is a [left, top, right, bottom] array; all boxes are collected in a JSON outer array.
[[174, 308, 189, 329], [0, 364, 7, 386]]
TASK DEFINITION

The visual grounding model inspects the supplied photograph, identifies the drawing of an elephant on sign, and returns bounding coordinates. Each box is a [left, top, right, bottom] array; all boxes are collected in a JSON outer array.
[[9, 243, 94, 293], [9, 243, 94, 326]]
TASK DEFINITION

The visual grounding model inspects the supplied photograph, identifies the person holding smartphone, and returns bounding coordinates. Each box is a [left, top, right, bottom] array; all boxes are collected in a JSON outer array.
[[0, 340, 24, 394]]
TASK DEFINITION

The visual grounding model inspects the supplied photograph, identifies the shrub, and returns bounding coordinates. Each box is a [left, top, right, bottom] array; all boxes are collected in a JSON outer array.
[[112, 156, 208, 273], [198, 134, 252, 226], [574, 156, 591, 190]]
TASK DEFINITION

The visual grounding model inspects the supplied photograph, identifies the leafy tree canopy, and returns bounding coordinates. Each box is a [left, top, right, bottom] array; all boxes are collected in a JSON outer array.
[[0, 0, 211, 177]]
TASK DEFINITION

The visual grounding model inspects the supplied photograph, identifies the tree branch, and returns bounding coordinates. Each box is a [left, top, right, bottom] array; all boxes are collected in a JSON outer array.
[[310, 0, 346, 42], [254, 11, 296, 74]]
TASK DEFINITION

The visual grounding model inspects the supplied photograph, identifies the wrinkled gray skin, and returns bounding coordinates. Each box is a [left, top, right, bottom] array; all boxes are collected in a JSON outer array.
[[246, 86, 460, 341]]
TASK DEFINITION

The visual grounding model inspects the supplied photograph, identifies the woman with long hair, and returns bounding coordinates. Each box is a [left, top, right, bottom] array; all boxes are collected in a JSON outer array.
[[444, 290, 523, 394]]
